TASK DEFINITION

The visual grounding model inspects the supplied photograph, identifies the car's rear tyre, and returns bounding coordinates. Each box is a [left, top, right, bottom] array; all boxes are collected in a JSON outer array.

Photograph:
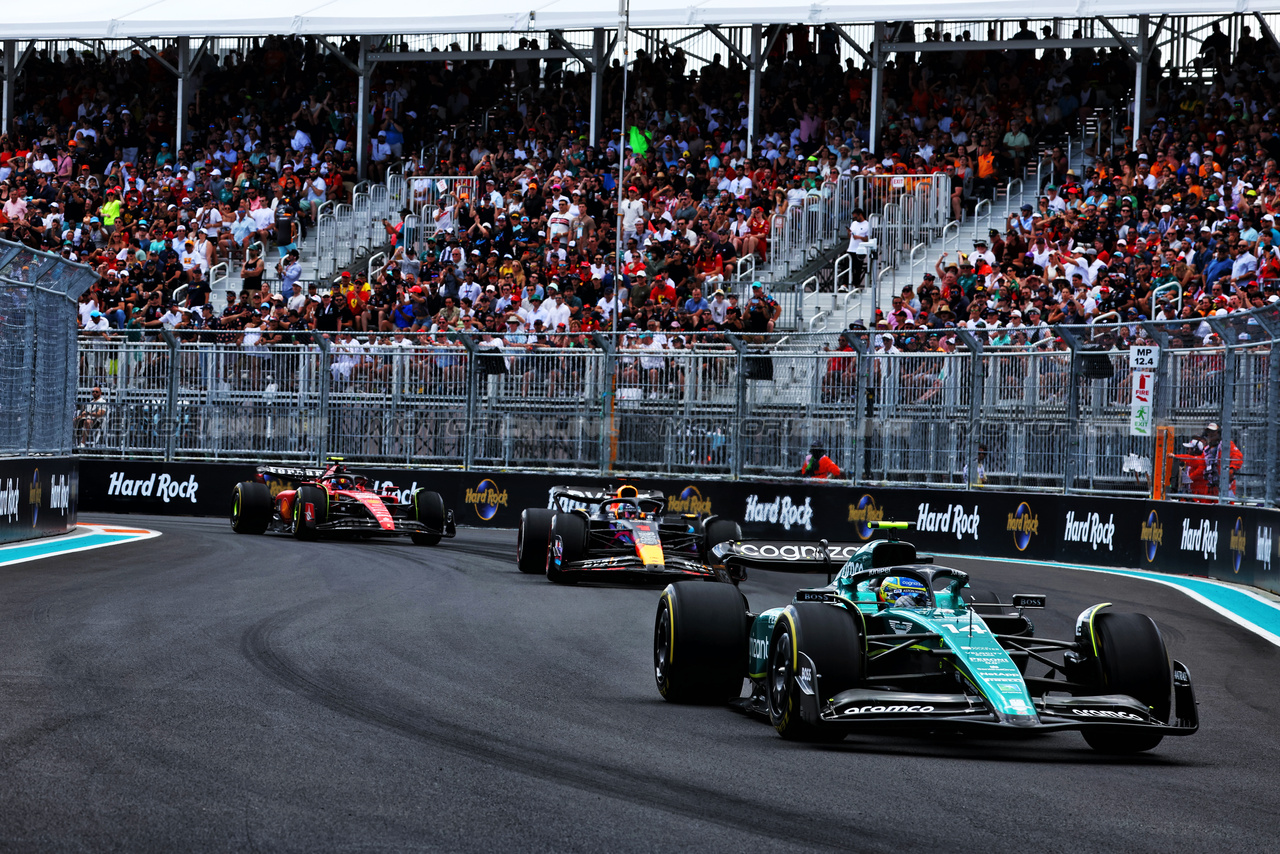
[[1081, 611, 1171, 754], [768, 603, 862, 742], [546, 512, 588, 584], [230, 481, 273, 535], [654, 582, 748, 704], [702, 518, 742, 562], [411, 490, 445, 546], [293, 485, 328, 540], [517, 509, 555, 573]]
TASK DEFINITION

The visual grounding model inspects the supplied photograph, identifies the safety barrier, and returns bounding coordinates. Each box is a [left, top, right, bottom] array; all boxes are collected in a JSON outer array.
[[72, 458, 1280, 596], [0, 456, 77, 544], [73, 304, 1280, 506]]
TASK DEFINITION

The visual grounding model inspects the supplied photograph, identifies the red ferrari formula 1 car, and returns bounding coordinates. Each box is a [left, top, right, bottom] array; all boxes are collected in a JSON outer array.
[[230, 461, 456, 545]]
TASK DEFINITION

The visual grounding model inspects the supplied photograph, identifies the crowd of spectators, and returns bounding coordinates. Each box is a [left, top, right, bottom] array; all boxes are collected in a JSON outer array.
[[9, 22, 1275, 399], [838, 21, 1280, 378]]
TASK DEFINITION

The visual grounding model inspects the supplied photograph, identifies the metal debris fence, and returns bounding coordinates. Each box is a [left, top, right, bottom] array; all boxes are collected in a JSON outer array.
[[1, 240, 97, 455], [73, 306, 1280, 505]]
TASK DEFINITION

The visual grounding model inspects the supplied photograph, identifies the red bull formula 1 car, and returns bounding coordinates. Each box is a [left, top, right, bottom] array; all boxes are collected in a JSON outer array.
[[230, 461, 455, 545], [516, 484, 743, 584]]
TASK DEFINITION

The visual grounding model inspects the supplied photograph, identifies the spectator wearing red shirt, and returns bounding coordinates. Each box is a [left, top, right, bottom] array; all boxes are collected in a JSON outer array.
[[800, 442, 842, 479]]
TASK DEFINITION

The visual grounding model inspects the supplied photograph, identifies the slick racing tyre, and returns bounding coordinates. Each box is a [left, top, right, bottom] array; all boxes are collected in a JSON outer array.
[[293, 485, 328, 541], [768, 603, 862, 742], [411, 489, 446, 546], [654, 582, 749, 704], [1081, 611, 1172, 754], [546, 512, 588, 584], [517, 509, 555, 573], [230, 481, 273, 535]]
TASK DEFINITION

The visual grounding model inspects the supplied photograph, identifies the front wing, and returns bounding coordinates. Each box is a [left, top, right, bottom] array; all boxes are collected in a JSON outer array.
[[555, 554, 732, 584], [743, 657, 1199, 737], [297, 504, 457, 538]]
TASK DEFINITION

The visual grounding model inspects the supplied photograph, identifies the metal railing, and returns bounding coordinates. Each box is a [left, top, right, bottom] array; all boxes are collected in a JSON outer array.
[[408, 177, 479, 248], [73, 304, 1280, 504]]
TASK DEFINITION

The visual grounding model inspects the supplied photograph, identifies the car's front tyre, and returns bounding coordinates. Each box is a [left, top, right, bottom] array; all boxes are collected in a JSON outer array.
[[768, 603, 862, 742], [1079, 611, 1172, 754], [546, 512, 587, 584], [293, 485, 328, 540], [517, 509, 555, 573], [411, 490, 445, 546]]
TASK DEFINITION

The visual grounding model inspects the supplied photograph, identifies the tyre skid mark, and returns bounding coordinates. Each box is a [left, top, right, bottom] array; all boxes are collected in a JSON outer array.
[[240, 605, 880, 853]]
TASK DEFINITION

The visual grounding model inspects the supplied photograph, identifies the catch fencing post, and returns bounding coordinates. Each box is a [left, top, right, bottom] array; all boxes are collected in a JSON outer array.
[[315, 334, 331, 464], [592, 333, 617, 475], [1251, 309, 1280, 505], [1208, 316, 1236, 504], [1056, 326, 1082, 494], [160, 328, 180, 461], [848, 330, 870, 486], [954, 328, 983, 489], [456, 332, 480, 471], [19, 291, 36, 453], [1270, 334, 1280, 506], [726, 333, 747, 480], [1141, 321, 1172, 498]]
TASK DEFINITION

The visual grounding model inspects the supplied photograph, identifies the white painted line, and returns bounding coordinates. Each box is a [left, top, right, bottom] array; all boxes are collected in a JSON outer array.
[[934, 551, 1280, 649], [0, 524, 161, 568]]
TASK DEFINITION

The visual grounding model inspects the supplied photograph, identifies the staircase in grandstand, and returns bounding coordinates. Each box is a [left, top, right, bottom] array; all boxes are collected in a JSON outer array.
[[799, 139, 1090, 332]]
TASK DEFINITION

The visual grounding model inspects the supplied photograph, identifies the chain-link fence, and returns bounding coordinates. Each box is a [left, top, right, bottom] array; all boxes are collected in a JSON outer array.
[[74, 305, 1280, 505], [1, 241, 96, 456]]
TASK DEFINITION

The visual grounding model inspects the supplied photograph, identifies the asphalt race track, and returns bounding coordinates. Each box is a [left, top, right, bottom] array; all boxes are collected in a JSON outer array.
[[1, 515, 1278, 852]]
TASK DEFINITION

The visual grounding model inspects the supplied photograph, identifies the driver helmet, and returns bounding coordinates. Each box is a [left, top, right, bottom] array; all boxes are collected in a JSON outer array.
[[880, 576, 929, 608], [614, 484, 640, 519], [331, 475, 354, 489]]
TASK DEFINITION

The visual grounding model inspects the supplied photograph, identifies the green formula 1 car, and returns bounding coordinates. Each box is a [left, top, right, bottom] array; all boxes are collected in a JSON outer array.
[[653, 523, 1198, 753]]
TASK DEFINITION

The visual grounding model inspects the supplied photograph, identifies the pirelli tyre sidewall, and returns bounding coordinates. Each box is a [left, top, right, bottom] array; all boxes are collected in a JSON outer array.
[[1081, 610, 1173, 754], [517, 508, 555, 573], [546, 512, 588, 583], [654, 582, 748, 704], [411, 489, 446, 546], [768, 602, 863, 741], [230, 481, 273, 535], [293, 485, 328, 540]]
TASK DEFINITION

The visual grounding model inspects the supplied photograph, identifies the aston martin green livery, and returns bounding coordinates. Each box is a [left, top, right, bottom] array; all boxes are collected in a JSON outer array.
[[653, 524, 1199, 753]]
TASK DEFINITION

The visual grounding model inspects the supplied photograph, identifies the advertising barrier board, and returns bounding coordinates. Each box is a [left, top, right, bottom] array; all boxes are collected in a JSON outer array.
[[0, 456, 78, 545], [77, 460, 1280, 594]]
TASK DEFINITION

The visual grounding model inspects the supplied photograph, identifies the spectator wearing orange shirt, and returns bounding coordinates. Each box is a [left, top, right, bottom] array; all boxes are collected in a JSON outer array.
[[975, 144, 999, 200], [800, 442, 842, 479]]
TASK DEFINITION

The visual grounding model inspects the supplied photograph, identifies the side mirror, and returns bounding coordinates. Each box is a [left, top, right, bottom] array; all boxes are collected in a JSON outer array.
[[1011, 594, 1047, 609]]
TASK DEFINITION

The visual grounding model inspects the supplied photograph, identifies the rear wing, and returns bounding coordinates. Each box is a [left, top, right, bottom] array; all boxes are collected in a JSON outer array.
[[258, 465, 327, 481], [548, 485, 666, 513], [709, 540, 867, 574]]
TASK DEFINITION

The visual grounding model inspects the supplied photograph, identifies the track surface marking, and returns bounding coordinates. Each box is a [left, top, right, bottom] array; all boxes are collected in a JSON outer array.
[[0, 515, 1275, 852]]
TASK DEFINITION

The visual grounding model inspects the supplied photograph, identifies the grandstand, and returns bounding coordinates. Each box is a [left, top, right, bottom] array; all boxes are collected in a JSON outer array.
[[3, 10, 1278, 501]]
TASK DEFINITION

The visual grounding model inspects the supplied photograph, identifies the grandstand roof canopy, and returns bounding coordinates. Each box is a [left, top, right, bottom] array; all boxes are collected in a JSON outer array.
[[2, 0, 1277, 40]]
